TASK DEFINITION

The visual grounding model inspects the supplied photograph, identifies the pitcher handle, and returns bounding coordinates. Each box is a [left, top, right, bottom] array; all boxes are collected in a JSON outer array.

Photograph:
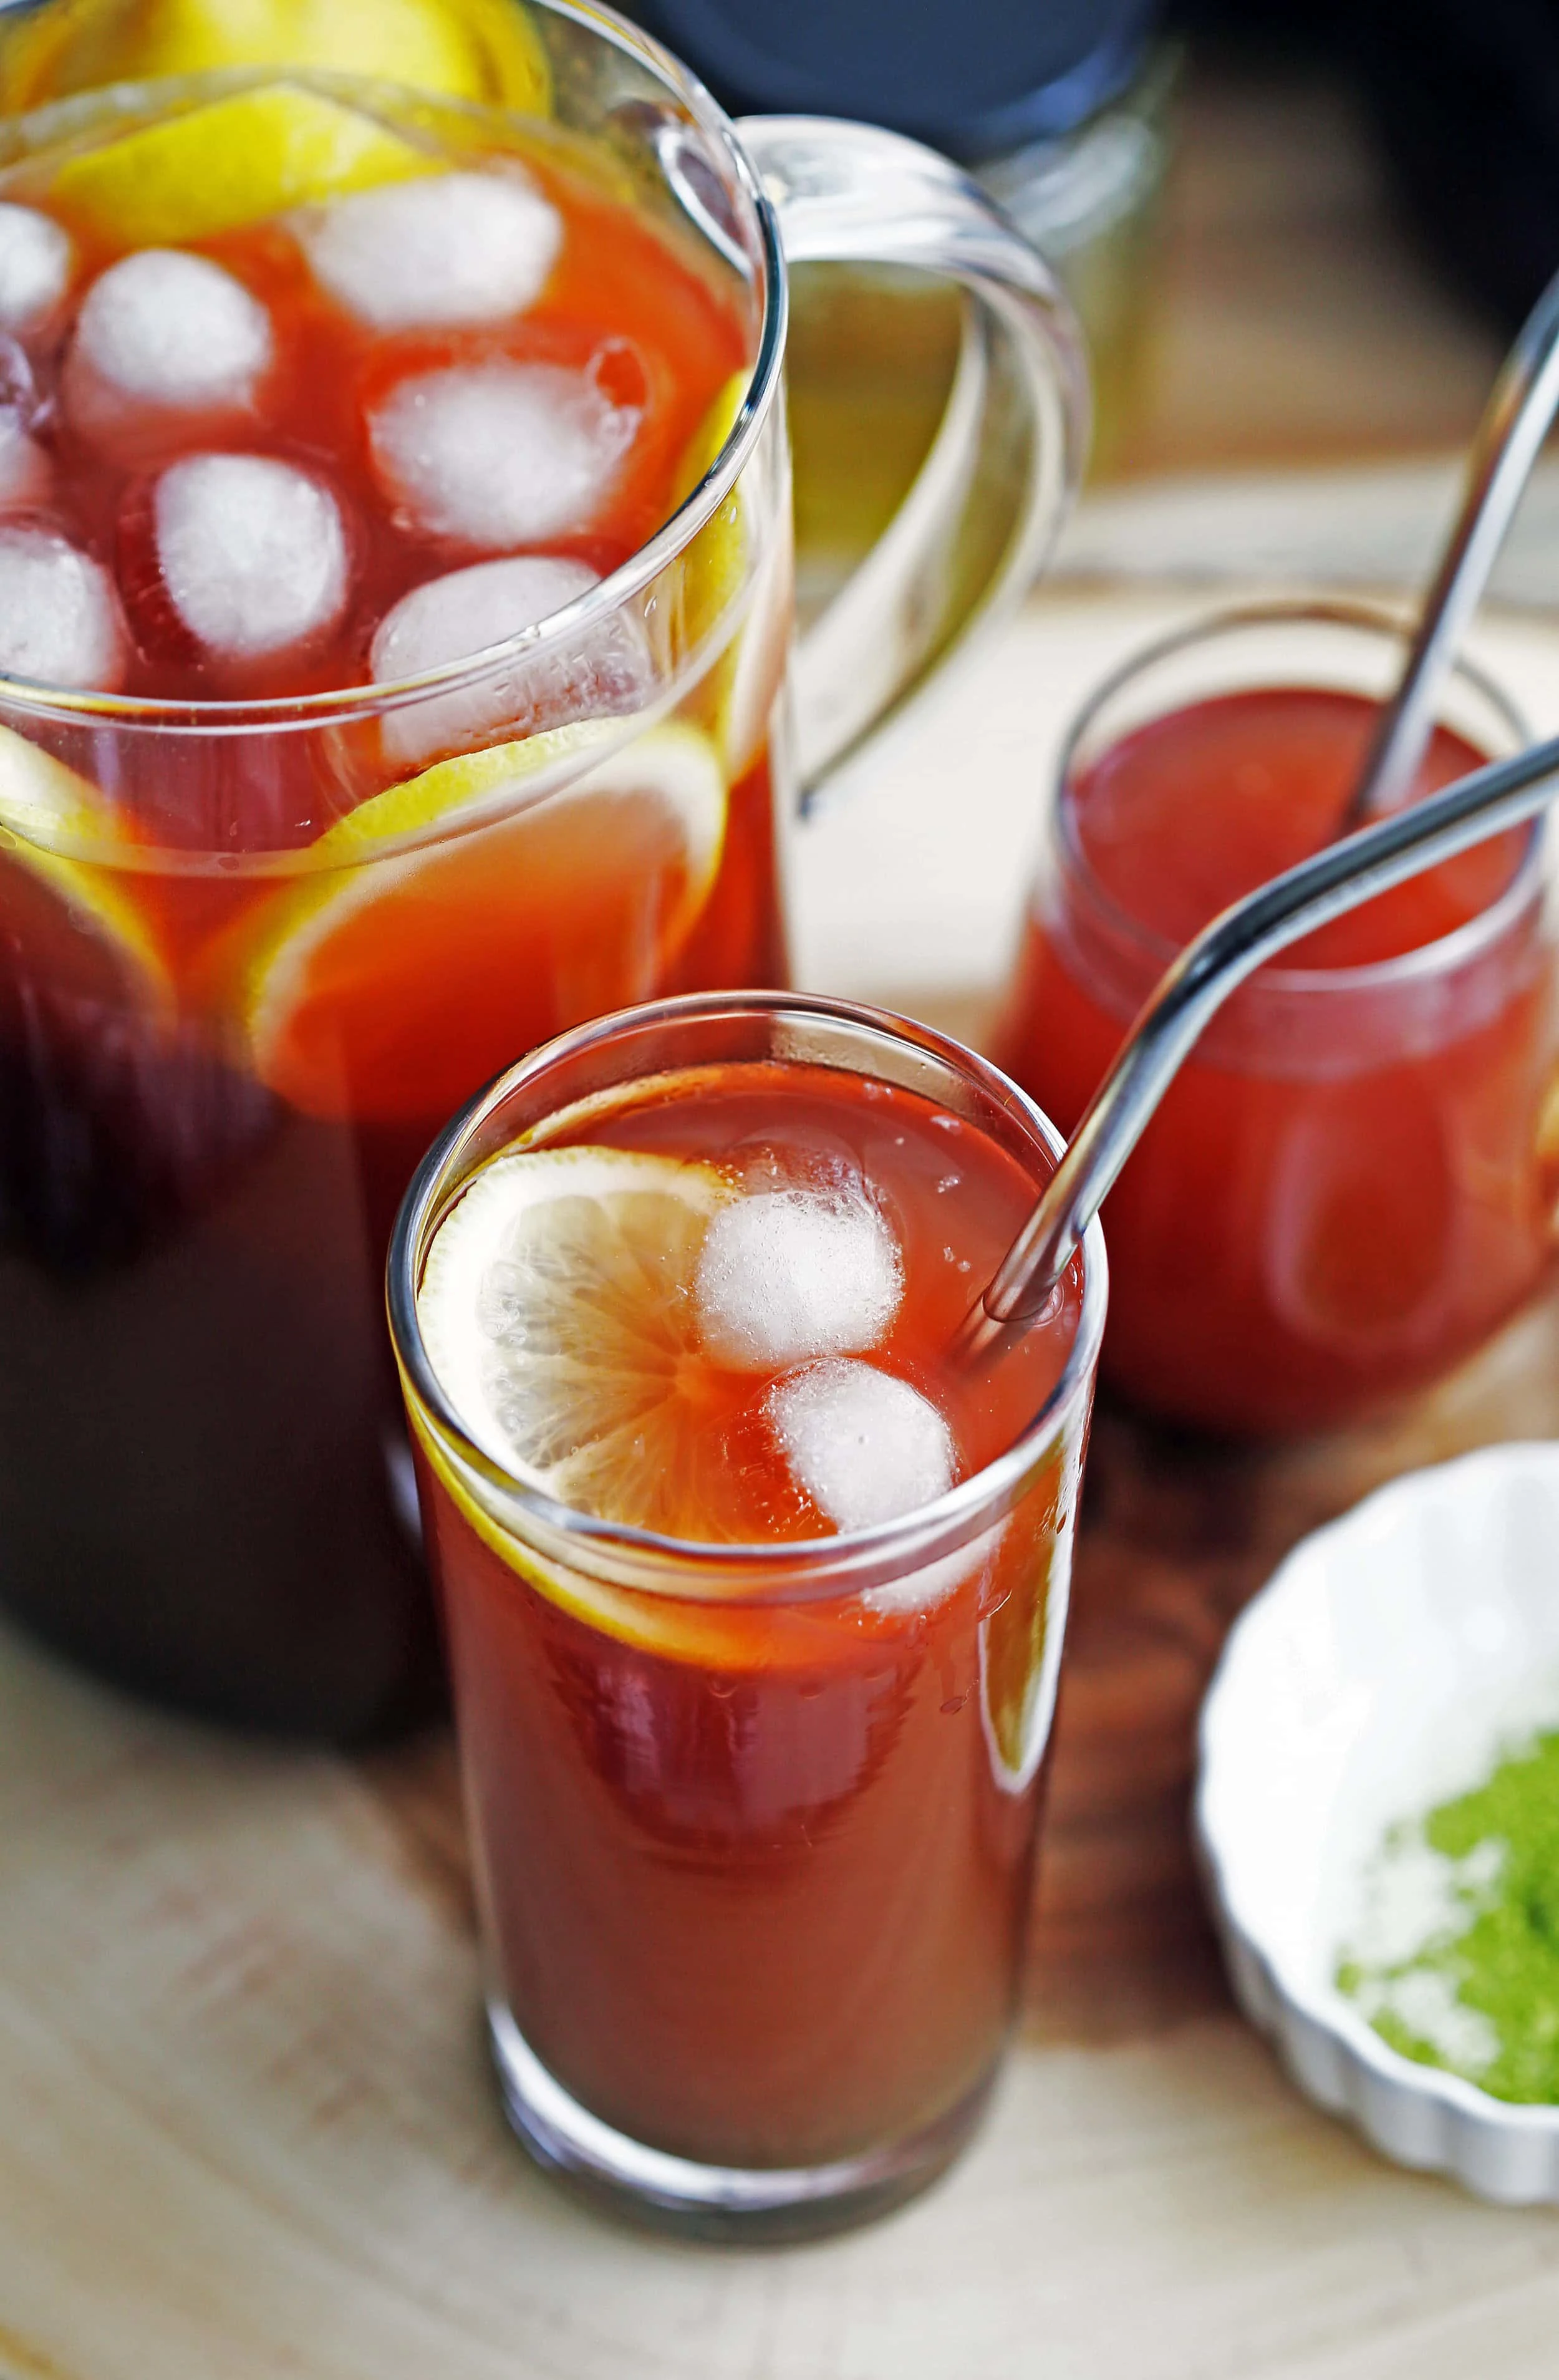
[[738, 114, 1090, 794]]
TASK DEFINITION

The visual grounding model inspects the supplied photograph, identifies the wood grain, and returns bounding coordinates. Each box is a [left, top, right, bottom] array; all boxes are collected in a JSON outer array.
[[8, 1295, 1559, 2379]]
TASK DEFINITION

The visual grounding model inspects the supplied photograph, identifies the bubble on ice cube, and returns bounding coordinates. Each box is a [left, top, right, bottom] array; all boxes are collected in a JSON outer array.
[[371, 553, 651, 767], [0, 527, 125, 689], [369, 359, 639, 547], [299, 169, 562, 330], [695, 1187, 903, 1373], [0, 203, 71, 332], [154, 453, 348, 660], [68, 250, 272, 430], [770, 1358, 955, 1532]]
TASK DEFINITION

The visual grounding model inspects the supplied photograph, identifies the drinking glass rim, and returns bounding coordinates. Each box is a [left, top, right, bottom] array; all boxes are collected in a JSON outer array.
[[0, 22, 788, 735], [387, 989, 1108, 1602], [1051, 596, 1547, 997]]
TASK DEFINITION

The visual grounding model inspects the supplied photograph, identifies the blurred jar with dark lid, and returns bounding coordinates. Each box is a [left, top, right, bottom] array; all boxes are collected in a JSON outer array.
[[624, 0, 1175, 609]]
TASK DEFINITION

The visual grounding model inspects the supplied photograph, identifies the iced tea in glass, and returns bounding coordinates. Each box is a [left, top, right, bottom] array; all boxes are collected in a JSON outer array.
[[389, 992, 1104, 2235], [997, 604, 1557, 1433]]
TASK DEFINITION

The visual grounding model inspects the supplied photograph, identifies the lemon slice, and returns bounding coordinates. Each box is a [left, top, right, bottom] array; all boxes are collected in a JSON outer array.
[[40, 79, 440, 248], [2, 0, 550, 113], [205, 720, 727, 1123], [410, 1141, 988, 1667], [0, 722, 169, 1013], [670, 371, 790, 780], [420, 1144, 734, 1513], [410, 1143, 865, 1668]]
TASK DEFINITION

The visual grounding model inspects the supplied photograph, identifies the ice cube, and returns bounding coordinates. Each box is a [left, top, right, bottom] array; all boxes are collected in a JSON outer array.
[[0, 527, 125, 689], [770, 1358, 955, 1532], [0, 203, 71, 332], [695, 1188, 903, 1372], [67, 249, 272, 433], [298, 168, 562, 329], [369, 359, 639, 547], [0, 422, 49, 510], [154, 453, 348, 660], [371, 554, 650, 767], [0, 335, 47, 511]]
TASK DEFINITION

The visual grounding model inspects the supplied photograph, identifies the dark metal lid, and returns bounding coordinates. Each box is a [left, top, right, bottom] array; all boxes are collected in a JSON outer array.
[[624, 0, 1159, 160]]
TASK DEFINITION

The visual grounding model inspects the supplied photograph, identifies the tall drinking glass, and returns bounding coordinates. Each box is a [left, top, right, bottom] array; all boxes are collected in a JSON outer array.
[[0, 19, 1086, 1733], [388, 990, 1106, 2236]]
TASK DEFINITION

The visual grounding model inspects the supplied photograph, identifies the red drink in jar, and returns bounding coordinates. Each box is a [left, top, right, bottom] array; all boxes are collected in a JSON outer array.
[[998, 607, 1557, 1433], [390, 993, 1103, 2234]]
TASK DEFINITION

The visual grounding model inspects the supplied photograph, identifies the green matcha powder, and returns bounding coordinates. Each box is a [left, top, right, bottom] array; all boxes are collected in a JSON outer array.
[[1337, 1728, 1559, 2102]]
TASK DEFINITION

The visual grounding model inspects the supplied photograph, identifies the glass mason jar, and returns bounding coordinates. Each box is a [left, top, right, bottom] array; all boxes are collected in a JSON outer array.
[[388, 990, 1106, 2238], [0, 19, 1087, 1734], [997, 602, 1558, 1434]]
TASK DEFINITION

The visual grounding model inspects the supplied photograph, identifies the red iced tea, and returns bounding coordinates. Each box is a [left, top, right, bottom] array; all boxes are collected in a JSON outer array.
[[0, 75, 786, 1728], [397, 1025, 1096, 2218], [1000, 676, 1556, 1431]]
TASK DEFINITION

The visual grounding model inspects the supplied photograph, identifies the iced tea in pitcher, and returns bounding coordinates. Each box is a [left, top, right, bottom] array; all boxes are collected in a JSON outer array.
[[0, 68, 788, 1729]]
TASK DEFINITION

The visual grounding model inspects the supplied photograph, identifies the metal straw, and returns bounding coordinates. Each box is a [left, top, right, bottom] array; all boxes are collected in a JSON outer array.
[[975, 729, 1559, 1339], [1344, 264, 1559, 827]]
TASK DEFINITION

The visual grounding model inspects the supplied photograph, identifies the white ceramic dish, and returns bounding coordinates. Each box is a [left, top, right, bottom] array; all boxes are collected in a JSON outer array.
[[1196, 1441, 1559, 2203]]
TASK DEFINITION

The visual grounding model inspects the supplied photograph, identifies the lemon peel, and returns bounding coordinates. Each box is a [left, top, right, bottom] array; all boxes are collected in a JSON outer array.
[[0, 722, 169, 1010], [42, 80, 441, 248], [0, 0, 550, 115], [978, 1436, 1078, 1791], [670, 369, 789, 778], [407, 1393, 849, 1672]]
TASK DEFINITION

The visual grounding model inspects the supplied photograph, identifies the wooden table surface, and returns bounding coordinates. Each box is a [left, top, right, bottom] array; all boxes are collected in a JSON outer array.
[[11, 59, 1559, 2380], [9, 585, 1559, 2379]]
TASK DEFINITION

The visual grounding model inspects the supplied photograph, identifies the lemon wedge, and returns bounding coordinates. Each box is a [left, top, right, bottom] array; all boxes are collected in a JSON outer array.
[[41, 79, 441, 249], [670, 370, 790, 780], [1, 0, 550, 114], [0, 723, 169, 1013], [204, 720, 727, 1123]]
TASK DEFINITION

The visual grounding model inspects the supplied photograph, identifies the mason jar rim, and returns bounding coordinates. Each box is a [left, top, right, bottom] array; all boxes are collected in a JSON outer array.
[[386, 990, 1108, 1604], [0, 24, 788, 735], [1051, 597, 1546, 999]]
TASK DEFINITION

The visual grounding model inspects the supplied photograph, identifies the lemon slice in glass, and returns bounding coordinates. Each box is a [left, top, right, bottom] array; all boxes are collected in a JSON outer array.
[[671, 369, 791, 781], [41, 79, 442, 248], [977, 1442, 1076, 1791], [204, 720, 727, 1123], [0, 723, 169, 1014], [420, 1144, 736, 1521], [2, 0, 550, 115], [413, 1142, 822, 1663]]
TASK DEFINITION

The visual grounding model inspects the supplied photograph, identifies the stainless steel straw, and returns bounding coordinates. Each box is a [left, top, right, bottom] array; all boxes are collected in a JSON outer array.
[[977, 729, 1559, 1337], [1345, 264, 1559, 826]]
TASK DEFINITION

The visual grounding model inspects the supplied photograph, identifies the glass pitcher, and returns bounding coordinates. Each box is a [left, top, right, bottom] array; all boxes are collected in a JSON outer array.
[[0, 7, 1086, 1736]]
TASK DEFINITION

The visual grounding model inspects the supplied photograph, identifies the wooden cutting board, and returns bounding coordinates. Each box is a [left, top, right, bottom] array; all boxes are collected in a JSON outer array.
[[9, 590, 1559, 2380]]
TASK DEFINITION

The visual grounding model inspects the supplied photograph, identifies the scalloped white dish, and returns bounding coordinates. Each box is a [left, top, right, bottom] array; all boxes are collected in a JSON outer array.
[[1196, 1441, 1559, 2203]]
